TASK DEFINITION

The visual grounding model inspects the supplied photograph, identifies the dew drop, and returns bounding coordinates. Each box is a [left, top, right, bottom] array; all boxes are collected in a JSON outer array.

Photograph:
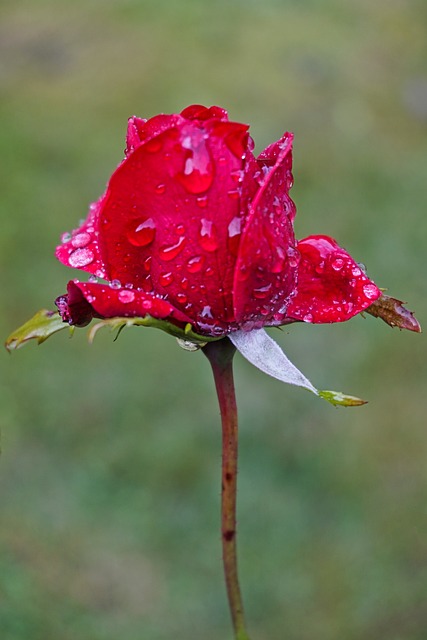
[[331, 257, 344, 271], [227, 216, 242, 256], [109, 279, 122, 289], [155, 183, 166, 194], [177, 293, 187, 304], [315, 261, 325, 275], [142, 299, 152, 310], [159, 272, 174, 286], [176, 224, 185, 235], [118, 289, 136, 303], [196, 195, 208, 208], [176, 129, 214, 194], [253, 284, 272, 299], [271, 246, 285, 273], [127, 218, 156, 247], [227, 189, 239, 200], [143, 256, 152, 272], [286, 247, 300, 268], [159, 235, 186, 261], [303, 313, 313, 323], [205, 267, 214, 277], [88, 275, 98, 283], [352, 266, 362, 277], [71, 232, 91, 248], [200, 305, 213, 318], [61, 232, 72, 243], [68, 248, 94, 268], [363, 283, 378, 300], [199, 219, 219, 252], [144, 138, 162, 154], [180, 277, 189, 290]]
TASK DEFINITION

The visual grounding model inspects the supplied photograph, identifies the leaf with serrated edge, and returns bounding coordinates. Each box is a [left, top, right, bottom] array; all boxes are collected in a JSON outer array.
[[229, 329, 367, 407], [5, 310, 72, 352]]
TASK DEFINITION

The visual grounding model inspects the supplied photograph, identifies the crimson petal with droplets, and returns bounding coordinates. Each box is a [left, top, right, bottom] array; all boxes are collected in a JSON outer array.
[[286, 236, 381, 323]]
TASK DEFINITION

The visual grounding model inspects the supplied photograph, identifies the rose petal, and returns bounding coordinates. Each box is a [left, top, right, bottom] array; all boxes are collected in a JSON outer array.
[[180, 104, 229, 121], [286, 235, 381, 323], [233, 133, 297, 328], [56, 280, 191, 327], [125, 114, 181, 156], [55, 197, 107, 279], [98, 115, 257, 336]]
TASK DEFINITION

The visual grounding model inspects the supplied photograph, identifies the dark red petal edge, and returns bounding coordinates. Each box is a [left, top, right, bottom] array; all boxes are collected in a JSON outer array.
[[56, 280, 192, 327], [286, 235, 381, 323]]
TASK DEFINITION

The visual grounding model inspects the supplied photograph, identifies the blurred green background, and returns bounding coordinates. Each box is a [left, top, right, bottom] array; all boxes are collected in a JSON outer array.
[[1, 1, 426, 638]]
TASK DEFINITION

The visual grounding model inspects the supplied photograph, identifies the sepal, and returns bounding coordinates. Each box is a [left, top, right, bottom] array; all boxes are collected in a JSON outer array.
[[365, 293, 421, 333], [5, 310, 73, 352], [87, 316, 218, 344], [229, 329, 367, 407]]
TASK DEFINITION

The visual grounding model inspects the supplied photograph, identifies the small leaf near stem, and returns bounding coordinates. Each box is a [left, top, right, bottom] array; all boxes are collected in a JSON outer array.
[[203, 339, 251, 640]]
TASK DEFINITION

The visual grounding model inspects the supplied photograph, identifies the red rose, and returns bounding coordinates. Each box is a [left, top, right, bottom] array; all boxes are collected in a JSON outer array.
[[55, 104, 380, 335]]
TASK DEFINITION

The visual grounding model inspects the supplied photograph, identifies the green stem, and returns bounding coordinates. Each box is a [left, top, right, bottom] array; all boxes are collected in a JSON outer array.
[[203, 339, 251, 640]]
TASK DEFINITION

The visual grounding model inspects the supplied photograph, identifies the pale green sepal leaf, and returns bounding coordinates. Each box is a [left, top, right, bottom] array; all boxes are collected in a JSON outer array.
[[5, 310, 73, 352], [230, 329, 366, 407], [87, 315, 218, 345], [318, 390, 367, 407]]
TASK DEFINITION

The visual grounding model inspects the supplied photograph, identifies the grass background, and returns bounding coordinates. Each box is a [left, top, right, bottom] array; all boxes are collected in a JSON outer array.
[[1, 1, 426, 638]]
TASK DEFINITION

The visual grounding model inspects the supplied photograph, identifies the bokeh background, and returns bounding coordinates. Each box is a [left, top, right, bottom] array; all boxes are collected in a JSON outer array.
[[1, 1, 426, 639]]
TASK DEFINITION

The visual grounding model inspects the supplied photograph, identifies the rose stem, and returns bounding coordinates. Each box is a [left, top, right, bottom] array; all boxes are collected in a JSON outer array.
[[203, 339, 251, 640]]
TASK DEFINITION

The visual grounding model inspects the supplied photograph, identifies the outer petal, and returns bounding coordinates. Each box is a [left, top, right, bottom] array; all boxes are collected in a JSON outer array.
[[55, 198, 108, 279], [56, 280, 191, 327], [233, 133, 298, 329], [286, 235, 381, 323], [98, 116, 257, 335], [125, 114, 181, 156]]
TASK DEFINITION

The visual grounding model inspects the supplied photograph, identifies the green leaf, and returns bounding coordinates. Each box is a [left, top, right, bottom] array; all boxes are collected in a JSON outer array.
[[5, 310, 72, 352], [318, 390, 367, 407], [87, 315, 219, 345]]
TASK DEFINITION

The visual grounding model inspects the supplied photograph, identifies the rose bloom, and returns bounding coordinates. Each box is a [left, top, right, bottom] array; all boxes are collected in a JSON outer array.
[[55, 104, 380, 336]]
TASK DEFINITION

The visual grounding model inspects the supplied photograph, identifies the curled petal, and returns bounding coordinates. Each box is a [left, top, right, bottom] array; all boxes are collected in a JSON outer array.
[[125, 113, 181, 156], [286, 235, 381, 323], [233, 133, 297, 328], [180, 104, 229, 121], [56, 280, 191, 327]]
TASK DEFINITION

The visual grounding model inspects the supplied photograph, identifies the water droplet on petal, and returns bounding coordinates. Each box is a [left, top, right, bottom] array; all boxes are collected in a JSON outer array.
[[363, 283, 378, 300], [159, 235, 186, 261], [143, 256, 152, 272], [176, 224, 185, 235], [271, 246, 285, 273], [159, 272, 174, 286], [227, 189, 239, 200], [352, 266, 362, 277], [199, 219, 219, 252], [286, 247, 300, 268], [177, 293, 187, 304], [303, 313, 313, 323], [142, 299, 152, 310], [68, 248, 94, 268], [88, 275, 98, 283], [196, 195, 208, 208], [176, 129, 214, 194], [118, 289, 135, 303], [200, 305, 213, 318], [227, 216, 242, 256], [315, 261, 325, 274], [71, 232, 91, 248], [331, 257, 344, 271], [61, 232, 72, 243], [155, 183, 166, 194], [144, 138, 162, 154], [127, 218, 156, 247], [109, 279, 122, 289], [205, 267, 214, 277], [186, 255, 204, 273], [253, 284, 272, 299]]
